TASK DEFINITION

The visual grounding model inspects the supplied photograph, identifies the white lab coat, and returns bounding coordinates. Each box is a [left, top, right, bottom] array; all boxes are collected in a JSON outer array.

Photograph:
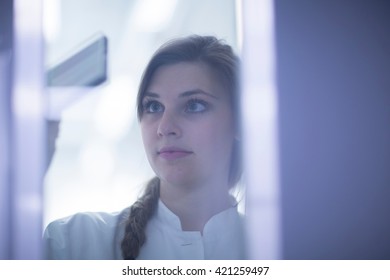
[[43, 200, 246, 259]]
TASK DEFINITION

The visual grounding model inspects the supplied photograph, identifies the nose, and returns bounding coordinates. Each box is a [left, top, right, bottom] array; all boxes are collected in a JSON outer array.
[[157, 111, 181, 137]]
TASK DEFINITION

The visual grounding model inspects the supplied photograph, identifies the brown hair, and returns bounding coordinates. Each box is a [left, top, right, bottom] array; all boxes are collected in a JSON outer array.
[[121, 35, 241, 259]]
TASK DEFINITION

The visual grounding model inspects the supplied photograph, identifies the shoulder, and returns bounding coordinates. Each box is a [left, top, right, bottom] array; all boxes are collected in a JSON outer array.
[[50, 210, 125, 228], [43, 208, 130, 259]]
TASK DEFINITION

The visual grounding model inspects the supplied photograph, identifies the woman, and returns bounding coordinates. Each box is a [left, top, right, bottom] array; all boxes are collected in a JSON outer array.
[[44, 35, 246, 260]]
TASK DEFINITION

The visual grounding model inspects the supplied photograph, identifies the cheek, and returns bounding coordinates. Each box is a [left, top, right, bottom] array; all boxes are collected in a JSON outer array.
[[140, 122, 155, 153], [195, 117, 234, 153]]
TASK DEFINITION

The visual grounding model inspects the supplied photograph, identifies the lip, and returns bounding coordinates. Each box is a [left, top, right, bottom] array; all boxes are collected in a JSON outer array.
[[158, 146, 193, 160]]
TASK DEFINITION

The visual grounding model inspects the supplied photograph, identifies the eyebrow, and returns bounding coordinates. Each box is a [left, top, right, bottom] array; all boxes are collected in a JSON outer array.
[[180, 89, 219, 99], [144, 89, 219, 100]]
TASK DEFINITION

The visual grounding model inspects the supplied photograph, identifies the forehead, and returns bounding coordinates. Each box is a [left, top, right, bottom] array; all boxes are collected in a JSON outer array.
[[146, 62, 227, 99]]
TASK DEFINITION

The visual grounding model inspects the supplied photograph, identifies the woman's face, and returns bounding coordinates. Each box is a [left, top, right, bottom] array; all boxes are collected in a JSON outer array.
[[140, 62, 235, 188]]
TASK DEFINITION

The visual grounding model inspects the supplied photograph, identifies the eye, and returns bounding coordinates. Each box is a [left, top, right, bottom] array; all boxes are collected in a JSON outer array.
[[186, 98, 208, 113], [143, 100, 164, 113]]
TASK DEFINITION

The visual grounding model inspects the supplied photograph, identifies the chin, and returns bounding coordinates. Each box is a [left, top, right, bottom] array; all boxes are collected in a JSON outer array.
[[158, 172, 198, 188]]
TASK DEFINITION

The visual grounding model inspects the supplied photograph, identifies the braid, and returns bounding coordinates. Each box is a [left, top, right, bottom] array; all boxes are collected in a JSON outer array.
[[121, 177, 160, 260]]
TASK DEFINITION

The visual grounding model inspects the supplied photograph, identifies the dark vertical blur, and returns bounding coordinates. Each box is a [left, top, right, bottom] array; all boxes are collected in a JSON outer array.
[[0, 0, 13, 259], [276, 0, 390, 259]]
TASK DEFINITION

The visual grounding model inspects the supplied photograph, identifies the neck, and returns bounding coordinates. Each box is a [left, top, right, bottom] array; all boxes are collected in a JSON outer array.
[[159, 179, 232, 232]]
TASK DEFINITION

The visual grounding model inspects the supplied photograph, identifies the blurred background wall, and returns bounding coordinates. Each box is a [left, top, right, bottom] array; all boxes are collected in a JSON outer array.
[[276, 0, 390, 259], [0, 0, 13, 260]]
